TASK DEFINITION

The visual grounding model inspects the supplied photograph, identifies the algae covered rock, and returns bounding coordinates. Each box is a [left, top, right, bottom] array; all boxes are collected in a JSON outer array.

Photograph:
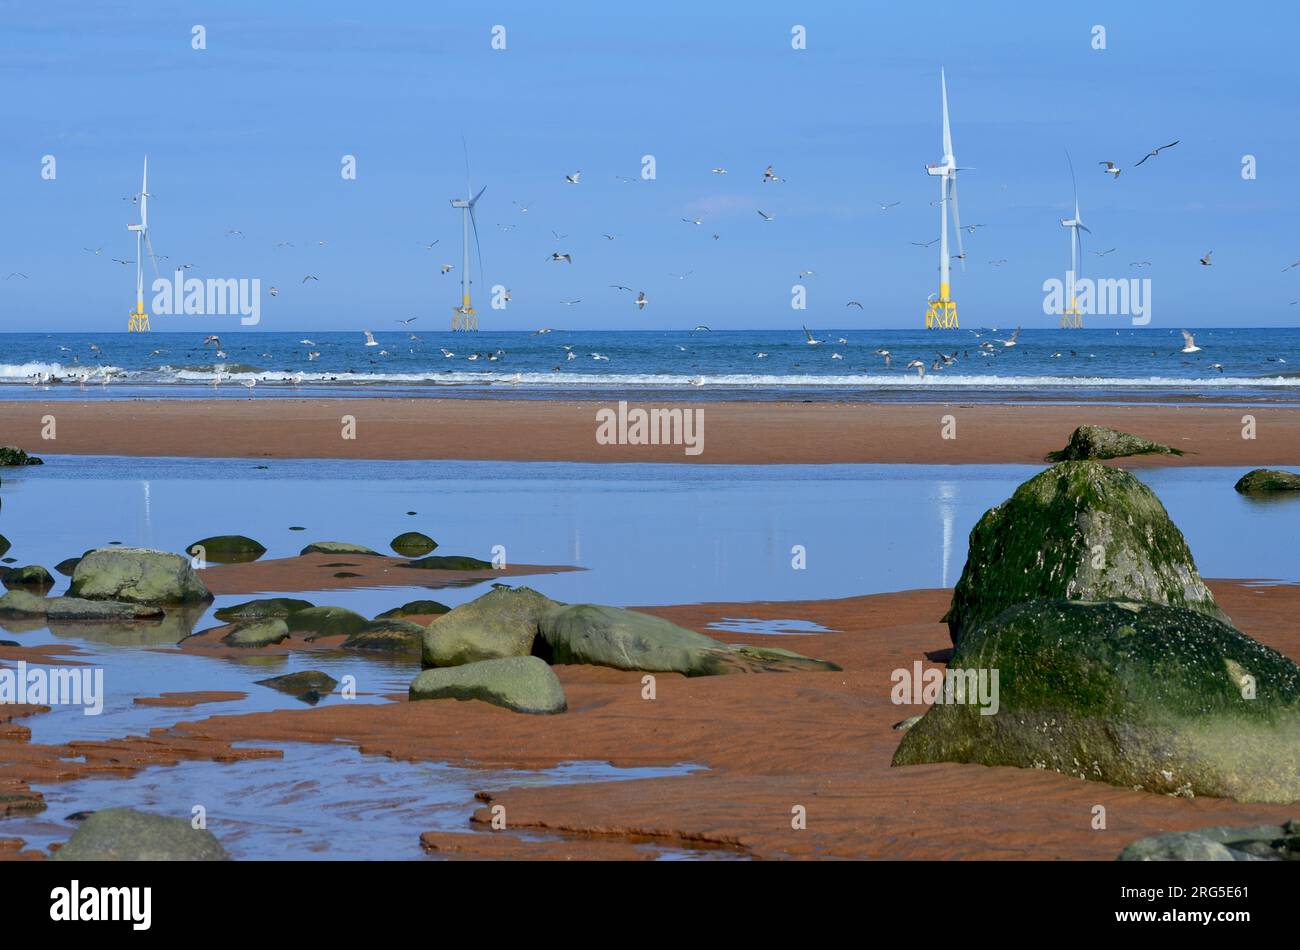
[[299, 541, 381, 557], [187, 535, 267, 564], [1047, 425, 1183, 462], [255, 670, 338, 704], [213, 597, 314, 622], [538, 603, 840, 676], [893, 600, 1300, 803], [1118, 821, 1300, 861], [421, 586, 560, 668], [0, 589, 48, 616], [1234, 469, 1300, 494], [221, 617, 290, 648], [53, 808, 229, 861], [46, 597, 165, 621], [944, 461, 1224, 645], [409, 656, 567, 714], [285, 605, 369, 638], [376, 599, 450, 620], [68, 547, 213, 605], [402, 554, 493, 571], [343, 619, 426, 654], [2, 565, 54, 590], [0, 446, 43, 466], [390, 531, 438, 557]]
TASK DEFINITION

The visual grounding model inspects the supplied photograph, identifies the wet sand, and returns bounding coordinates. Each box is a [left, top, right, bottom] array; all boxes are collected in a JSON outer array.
[[3, 580, 1291, 860], [5, 399, 1300, 465]]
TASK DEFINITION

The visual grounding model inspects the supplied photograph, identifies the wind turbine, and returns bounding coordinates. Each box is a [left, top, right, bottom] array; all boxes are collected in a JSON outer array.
[[923, 68, 967, 330], [126, 155, 159, 332], [1059, 152, 1091, 328], [449, 139, 485, 327]]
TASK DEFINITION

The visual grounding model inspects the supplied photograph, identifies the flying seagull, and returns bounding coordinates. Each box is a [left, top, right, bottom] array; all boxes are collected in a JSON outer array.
[[564, 171, 581, 184], [905, 359, 926, 378], [995, 327, 1021, 347], [846, 300, 864, 309], [1134, 141, 1179, 167], [1200, 251, 1213, 266], [363, 331, 378, 347], [879, 201, 901, 211], [635, 291, 647, 310], [711, 167, 728, 175], [1180, 330, 1202, 353], [756, 210, 774, 222], [302, 275, 319, 283], [1098, 161, 1121, 179], [547, 252, 573, 264], [802, 326, 821, 346], [762, 165, 784, 183]]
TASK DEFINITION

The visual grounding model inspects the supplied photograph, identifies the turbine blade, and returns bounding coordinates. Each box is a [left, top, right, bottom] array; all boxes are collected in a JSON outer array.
[[950, 177, 966, 270], [941, 68, 952, 159], [143, 230, 161, 281], [470, 185, 486, 207], [470, 205, 485, 294]]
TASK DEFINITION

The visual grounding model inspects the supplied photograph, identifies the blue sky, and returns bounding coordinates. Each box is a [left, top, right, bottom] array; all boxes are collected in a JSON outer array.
[[2, 0, 1297, 332]]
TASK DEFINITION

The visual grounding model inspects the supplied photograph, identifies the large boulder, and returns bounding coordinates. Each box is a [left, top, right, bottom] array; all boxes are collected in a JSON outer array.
[[187, 535, 267, 564], [68, 548, 212, 605], [1234, 469, 1300, 494], [421, 586, 560, 668], [537, 604, 841, 676], [1118, 820, 1299, 861], [0, 446, 42, 466], [390, 531, 438, 557], [1047, 425, 1183, 462], [53, 808, 229, 861], [893, 600, 1300, 803], [286, 605, 369, 638], [408, 656, 567, 714], [944, 461, 1224, 645], [299, 541, 381, 557], [213, 597, 314, 622]]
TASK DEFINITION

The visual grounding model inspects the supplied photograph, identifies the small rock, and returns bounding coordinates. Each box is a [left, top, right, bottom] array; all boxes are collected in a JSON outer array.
[[376, 599, 450, 620], [286, 605, 369, 638], [299, 541, 382, 556], [2, 565, 54, 590], [1047, 425, 1183, 462], [409, 656, 567, 715], [213, 597, 314, 622], [187, 535, 267, 564], [0, 446, 43, 467], [0, 590, 48, 616], [255, 670, 338, 704], [52, 808, 229, 861], [390, 531, 438, 557], [402, 554, 493, 571], [221, 618, 290, 648], [1234, 469, 1300, 494]]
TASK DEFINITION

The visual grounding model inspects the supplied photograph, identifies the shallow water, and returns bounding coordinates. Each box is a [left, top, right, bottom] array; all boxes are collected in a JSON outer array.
[[2, 455, 1296, 857], [5, 741, 706, 860]]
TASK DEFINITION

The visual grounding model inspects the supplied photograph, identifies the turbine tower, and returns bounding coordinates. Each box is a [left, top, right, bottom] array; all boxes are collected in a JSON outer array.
[[924, 68, 966, 330], [126, 156, 158, 332], [1059, 152, 1090, 329], [449, 141, 485, 330]]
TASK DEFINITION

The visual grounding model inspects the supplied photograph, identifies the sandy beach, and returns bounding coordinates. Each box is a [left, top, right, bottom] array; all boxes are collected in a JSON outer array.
[[4, 398, 1300, 465]]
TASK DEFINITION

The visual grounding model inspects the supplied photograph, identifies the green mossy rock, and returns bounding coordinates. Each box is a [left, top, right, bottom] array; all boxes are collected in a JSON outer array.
[[390, 531, 438, 557], [286, 605, 369, 638], [1047, 425, 1183, 462], [402, 555, 493, 570], [537, 603, 841, 676], [376, 599, 450, 620], [213, 597, 314, 622], [0, 590, 48, 616], [299, 541, 382, 557], [944, 461, 1224, 645], [68, 547, 213, 605], [221, 617, 290, 648], [0, 446, 43, 467], [1118, 820, 1300, 861], [893, 600, 1300, 803], [52, 808, 229, 861], [408, 656, 567, 715], [46, 597, 165, 621], [2, 565, 53, 590], [421, 586, 560, 668], [342, 619, 425, 654], [1234, 469, 1300, 493], [255, 669, 338, 704], [187, 535, 267, 564]]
